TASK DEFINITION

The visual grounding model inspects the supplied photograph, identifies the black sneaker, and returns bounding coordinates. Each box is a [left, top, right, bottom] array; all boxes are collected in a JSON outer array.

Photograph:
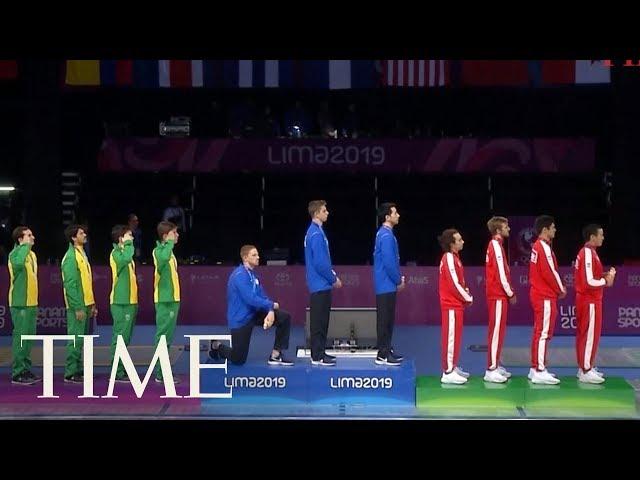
[[311, 355, 336, 366], [11, 373, 36, 385], [375, 355, 402, 366], [390, 349, 404, 361], [209, 341, 221, 361], [64, 374, 83, 384], [24, 371, 42, 383], [268, 352, 294, 366]]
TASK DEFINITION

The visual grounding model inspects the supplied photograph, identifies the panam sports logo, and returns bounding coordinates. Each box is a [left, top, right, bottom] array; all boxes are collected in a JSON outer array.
[[618, 306, 640, 329], [37, 306, 67, 329], [628, 275, 640, 287]]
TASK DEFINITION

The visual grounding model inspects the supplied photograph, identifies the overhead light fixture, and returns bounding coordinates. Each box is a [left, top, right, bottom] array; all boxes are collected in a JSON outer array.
[[0, 186, 15, 192]]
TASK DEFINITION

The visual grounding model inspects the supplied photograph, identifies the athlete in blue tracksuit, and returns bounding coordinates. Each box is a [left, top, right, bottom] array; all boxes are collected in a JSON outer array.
[[304, 200, 341, 366], [210, 245, 293, 366], [373, 202, 405, 365]]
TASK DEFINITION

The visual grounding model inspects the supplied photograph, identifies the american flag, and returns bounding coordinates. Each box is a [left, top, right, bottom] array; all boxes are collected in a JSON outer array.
[[380, 60, 449, 87]]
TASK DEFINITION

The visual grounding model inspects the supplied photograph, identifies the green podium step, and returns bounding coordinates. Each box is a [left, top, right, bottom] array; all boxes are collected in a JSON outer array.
[[523, 376, 637, 418], [416, 376, 638, 418], [416, 376, 526, 417]]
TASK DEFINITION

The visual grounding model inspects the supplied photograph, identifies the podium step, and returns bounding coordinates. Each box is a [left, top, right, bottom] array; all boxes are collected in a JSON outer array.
[[416, 375, 637, 418], [416, 376, 526, 417], [523, 376, 637, 417], [200, 358, 415, 408]]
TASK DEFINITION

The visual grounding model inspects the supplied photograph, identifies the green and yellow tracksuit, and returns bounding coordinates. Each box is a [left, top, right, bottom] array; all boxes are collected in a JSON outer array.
[[61, 243, 95, 378], [8, 243, 38, 378], [109, 239, 138, 379], [152, 239, 180, 380]]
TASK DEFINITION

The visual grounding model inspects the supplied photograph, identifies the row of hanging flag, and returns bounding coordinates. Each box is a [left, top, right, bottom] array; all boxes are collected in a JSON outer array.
[[63, 59, 612, 89]]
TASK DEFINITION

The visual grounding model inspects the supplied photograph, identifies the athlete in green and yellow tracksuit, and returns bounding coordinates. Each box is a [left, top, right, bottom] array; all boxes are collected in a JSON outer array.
[[109, 226, 138, 381], [153, 222, 180, 382], [7, 226, 40, 384], [61, 225, 96, 382]]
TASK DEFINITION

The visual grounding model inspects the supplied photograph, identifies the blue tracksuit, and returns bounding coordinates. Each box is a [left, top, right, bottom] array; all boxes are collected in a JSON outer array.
[[227, 264, 274, 329], [373, 225, 401, 294], [304, 221, 337, 293]]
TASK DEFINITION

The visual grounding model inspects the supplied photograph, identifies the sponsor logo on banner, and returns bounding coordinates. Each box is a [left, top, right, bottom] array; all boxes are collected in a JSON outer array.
[[223, 376, 286, 389], [37, 306, 67, 329], [476, 275, 484, 286], [190, 273, 219, 284], [0, 305, 5, 330], [618, 306, 640, 328], [329, 377, 393, 389], [341, 274, 360, 287], [628, 275, 640, 287], [274, 272, 293, 287], [407, 275, 429, 285], [93, 272, 108, 282], [50, 272, 62, 285], [268, 144, 386, 166], [519, 275, 529, 286], [515, 227, 536, 265], [559, 304, 577, 329], [563, 273, 574, 288]]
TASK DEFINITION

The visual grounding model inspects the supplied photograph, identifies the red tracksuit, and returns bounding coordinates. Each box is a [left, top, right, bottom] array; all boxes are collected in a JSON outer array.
[[439, 251, 473, 373], [529, 238, 565, 371], [485, 236, 515, 370], [574, 244, 606, 372]]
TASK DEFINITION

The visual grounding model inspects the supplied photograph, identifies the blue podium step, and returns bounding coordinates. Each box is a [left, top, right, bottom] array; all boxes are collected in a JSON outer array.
[[308, 358, 415, 406], [199, 362, 307, 405], [200, 358, 415, 407]]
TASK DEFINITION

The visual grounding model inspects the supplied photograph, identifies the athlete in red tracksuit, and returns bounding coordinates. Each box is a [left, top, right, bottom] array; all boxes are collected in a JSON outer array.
[[529, 216, 566, 376], [485, 217, 516, 375], [438, 229, 473, 378], [574, 224, 615, 380]]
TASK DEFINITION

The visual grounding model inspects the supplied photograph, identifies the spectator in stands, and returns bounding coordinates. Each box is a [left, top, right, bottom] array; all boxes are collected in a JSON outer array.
[[127, 213, 143, 261], [255, 105, 281, 138], [341, 103, 360, 138], [228, 98, 257, 138], [284, 100, 312, 138], [162, 195, 186, 233], [317, 100, 334, 136], [209, 100, 227, 137]]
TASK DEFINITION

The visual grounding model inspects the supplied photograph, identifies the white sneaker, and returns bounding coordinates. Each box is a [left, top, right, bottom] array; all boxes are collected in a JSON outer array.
[[454, 366, 470, 378], [528, 367, 556, 379], [484, 369, 508, 383], [497, 366, 512, 378], [576, 367, 603, 378], [441, 370, 468, 384], [530, 369, 560, 385], [578, 369, 605, 384]]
